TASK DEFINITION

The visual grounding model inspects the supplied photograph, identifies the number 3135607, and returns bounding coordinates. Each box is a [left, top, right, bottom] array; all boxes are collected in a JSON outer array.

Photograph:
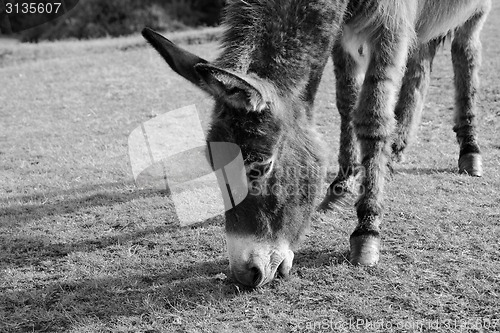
[[5, 2, 62, 14]]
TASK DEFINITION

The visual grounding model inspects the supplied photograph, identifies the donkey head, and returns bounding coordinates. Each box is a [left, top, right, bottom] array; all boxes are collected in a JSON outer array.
[[143, 28, 324, 287]]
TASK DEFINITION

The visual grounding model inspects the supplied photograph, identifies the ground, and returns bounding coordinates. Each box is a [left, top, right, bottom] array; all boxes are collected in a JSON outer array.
[[1, 6, 499, 333]]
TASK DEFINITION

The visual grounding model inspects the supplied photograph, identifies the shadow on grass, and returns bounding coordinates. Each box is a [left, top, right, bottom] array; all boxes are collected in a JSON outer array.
[[0, 213, 224, 268], [0, 181, 138, 203], [1, 246, 349, 332], [1, 222, 351, 332], [1, 182, 351, 331], [0, 258, 237, 332], [0, 181, 173, 224], [1, 187, 231, 330]]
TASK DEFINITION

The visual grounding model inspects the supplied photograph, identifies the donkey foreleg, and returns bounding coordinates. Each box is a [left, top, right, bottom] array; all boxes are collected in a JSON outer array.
[[451, 7, 490, 177], [350, 30, 410, 265]]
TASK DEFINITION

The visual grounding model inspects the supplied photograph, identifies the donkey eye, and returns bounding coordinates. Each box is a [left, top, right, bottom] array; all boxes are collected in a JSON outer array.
[[261, 162, 272, 175], [226, 86, 242, 96], [247, 159, 274, 180]]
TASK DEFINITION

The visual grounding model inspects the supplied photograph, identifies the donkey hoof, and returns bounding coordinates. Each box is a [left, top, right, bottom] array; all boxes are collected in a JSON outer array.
[[349, 232, 380, 266], [458, 153, 483, 177]]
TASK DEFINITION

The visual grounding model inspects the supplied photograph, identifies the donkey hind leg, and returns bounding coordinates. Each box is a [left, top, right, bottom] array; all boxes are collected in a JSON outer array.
[[350, 29, 410, 266], [318, 40, 367, 212], [303, 56, 331, 121], [391, 41, 438, 164], [451, 9, 489, 177]]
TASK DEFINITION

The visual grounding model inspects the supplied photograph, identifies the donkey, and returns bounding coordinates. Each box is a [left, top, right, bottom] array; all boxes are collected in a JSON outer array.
[[142, 0, 491, 288]]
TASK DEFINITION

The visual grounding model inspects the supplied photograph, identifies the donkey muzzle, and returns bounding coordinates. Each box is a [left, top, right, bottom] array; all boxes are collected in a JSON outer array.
[[226, 235, 294, 288]]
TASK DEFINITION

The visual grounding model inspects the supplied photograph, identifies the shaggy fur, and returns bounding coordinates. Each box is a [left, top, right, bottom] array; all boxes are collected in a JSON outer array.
[[322, 0, 491, 265], [200, 0, 349, 246], [143, 0, 491, 284]]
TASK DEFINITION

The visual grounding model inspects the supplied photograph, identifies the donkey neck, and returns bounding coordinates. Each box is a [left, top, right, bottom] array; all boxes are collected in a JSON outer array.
[[215, 0, 349, 94]]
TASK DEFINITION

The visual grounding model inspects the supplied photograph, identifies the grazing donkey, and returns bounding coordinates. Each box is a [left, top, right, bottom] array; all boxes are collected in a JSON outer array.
[[142, 0, 491, 287]]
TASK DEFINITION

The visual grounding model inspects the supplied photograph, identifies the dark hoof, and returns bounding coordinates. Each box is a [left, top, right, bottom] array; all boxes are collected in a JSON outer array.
[[458, 153, 482, 177], [349, 233, 380, 266]]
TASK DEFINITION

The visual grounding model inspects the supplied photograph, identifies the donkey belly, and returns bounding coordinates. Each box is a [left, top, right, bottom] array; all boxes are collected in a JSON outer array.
[[345, 0, 489, 44], [416, 0, 489, 42]]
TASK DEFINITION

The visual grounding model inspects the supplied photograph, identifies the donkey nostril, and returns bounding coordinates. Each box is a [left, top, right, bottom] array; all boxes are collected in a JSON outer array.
[[276, 260, 285, 278], [249, 265, 263, 287], [233, 263, 265, 287]]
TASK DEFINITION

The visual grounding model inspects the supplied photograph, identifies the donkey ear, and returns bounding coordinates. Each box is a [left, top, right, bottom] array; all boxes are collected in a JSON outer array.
[[195, 63, 267, 112], [142, 27, 207, 87]]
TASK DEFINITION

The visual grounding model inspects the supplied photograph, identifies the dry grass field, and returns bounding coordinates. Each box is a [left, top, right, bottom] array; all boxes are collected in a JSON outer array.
[[1, 6, 499, 333]]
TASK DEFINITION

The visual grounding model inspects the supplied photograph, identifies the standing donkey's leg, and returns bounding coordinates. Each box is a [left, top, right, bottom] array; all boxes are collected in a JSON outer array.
[[391, 41, 438, 163], [350, 29, 411, 265], [319, 39, 367, 211], [303, 56, 331, 121], [451, 5, 490, 177]]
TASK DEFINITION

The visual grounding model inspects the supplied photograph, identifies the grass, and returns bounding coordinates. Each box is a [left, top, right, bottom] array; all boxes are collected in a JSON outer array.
[[0, 27, 222, 68], [1, 7, 499, 333]]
